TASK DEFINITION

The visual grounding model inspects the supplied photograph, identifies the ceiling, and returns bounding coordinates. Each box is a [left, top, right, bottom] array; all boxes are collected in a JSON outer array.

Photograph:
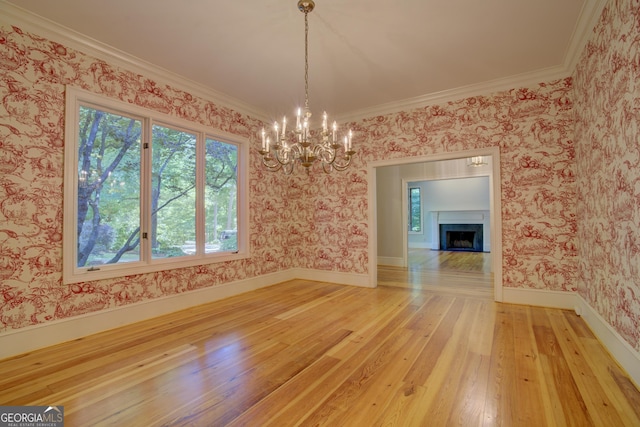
[[4, 0, 604, 121]]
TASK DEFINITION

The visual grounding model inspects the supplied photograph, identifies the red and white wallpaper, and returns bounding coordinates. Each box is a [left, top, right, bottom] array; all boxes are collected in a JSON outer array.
[[295, 78, 581, 294], [0, 0, 637, 354], [0, 23, 289, 330], [573, 0, 640, 352]]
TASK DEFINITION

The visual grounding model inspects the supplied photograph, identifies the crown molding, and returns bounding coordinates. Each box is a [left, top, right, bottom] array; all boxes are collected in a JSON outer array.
[[563, 0, 609, 73], [336, 65, 571, 123], [336, 0, 608, 123], [1, 0, 607, 125], [0, 0, 270, 122]]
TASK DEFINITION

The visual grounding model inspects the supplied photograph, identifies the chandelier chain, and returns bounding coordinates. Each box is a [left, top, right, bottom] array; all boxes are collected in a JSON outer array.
[[304, 10, 310, 112]]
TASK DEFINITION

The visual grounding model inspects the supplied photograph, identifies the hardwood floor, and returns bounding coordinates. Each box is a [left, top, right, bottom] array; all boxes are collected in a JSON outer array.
[[380, 249, 494, 298], [1, 252, 639, 426]]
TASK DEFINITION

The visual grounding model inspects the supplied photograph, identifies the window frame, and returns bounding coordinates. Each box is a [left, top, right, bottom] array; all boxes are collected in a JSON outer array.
[[63, 86, 249, 285], [408, 186, 423, 234]]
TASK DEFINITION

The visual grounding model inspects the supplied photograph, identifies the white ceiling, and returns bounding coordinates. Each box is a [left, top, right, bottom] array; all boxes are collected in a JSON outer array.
[[4, 0, 604, 121]]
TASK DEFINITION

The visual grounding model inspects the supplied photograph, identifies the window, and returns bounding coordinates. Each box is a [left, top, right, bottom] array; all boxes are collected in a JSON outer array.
[[408, 187, 422, 233], [63, 87, 248, 284]]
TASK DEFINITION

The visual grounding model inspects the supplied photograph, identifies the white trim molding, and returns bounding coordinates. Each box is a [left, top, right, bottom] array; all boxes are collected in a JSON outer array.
[[293, 269, 372, 288], [377, 256, 405, 267], [502, 287, 579, 309], [574, 294, 640, 389]]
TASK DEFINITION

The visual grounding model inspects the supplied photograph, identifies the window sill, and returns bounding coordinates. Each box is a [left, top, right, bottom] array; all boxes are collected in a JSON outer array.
[[63, 250, 249, 285]]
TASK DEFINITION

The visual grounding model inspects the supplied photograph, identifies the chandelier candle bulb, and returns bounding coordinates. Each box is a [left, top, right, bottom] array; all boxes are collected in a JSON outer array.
[[332, 121, 337, 143], [282, 116, 287, 138]]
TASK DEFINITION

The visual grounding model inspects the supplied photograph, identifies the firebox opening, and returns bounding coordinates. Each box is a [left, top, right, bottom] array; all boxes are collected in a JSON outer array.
[[439, 224, 483, 252], [447, 231, 475, 249]]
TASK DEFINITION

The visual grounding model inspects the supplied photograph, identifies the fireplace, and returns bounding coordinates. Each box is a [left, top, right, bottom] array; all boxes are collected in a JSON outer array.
[[439, 224, 483, 252]]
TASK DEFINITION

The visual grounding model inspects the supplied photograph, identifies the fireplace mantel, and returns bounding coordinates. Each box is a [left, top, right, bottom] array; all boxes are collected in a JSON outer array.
[[431, 210, 491, 252]]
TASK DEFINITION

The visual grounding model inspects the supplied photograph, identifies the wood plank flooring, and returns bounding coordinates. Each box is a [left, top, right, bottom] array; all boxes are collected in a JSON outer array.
[[379, 249, 494, 298], [1, 251, 639, 426]]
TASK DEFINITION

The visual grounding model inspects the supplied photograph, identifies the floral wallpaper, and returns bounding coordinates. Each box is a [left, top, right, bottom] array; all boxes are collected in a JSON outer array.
[[1, 0, 632, 355], [0, 23, 290, 331], [303, 81, 578, 292], [573, 0, 640, 352]]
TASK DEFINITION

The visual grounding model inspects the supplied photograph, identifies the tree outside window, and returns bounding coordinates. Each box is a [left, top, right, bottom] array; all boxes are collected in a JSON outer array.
[[64, 88, 246, 284]]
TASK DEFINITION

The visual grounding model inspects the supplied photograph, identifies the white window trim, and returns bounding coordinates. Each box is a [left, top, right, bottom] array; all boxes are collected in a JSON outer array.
[[63, 86, 249, 285]]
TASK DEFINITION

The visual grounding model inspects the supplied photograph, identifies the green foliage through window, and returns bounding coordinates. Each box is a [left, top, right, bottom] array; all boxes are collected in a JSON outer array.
[[64, 88, 245, 283], [409, 187, 422, 233]]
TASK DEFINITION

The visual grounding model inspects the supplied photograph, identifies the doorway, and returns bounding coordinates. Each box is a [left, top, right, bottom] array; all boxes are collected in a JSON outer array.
[[368, 148, 503, 302]]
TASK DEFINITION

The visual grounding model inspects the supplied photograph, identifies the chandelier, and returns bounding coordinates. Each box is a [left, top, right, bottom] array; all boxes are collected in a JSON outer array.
[[259, 0, 355, 174], [467, 156, 488, 167]]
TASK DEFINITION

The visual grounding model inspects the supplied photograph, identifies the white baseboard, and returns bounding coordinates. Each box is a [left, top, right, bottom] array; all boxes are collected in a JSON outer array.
[[292, 268, 372, 288], [408, 243, 430, 249], [574, 294, 640, 389], [377, 256, 405, 267], [502, 287, 640, 389], [0, 268, 368, 360], [502, 287, 578, 309]]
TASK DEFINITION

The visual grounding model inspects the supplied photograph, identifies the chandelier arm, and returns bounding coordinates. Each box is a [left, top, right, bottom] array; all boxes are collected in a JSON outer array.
[[274, 142, 298, 166], [262, 156, 283, 171], [315, 144, 336, 165], [330, 155, 353, 171], [283, 162, 295, 175], [287, 143, 304, 160], [273, 148, 289, 166]]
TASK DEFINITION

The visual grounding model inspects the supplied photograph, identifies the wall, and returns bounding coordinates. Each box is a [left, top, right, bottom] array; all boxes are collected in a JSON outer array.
[[0, 21, 292, 333], [573, 0, 640, 353], [376, 166, 404, 259], [1, 12, 577, 336], [422, 177, 490, 212], [333, 79, 577, 292]]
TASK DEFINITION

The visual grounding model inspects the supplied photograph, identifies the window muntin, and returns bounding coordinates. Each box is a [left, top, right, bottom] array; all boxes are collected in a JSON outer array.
[[409, 187, 422, 233], [64, 87, 247, 284]]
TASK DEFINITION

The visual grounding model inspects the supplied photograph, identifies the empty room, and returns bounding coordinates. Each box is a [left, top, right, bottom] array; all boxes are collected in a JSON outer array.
[[1, 0, 639, 425]]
